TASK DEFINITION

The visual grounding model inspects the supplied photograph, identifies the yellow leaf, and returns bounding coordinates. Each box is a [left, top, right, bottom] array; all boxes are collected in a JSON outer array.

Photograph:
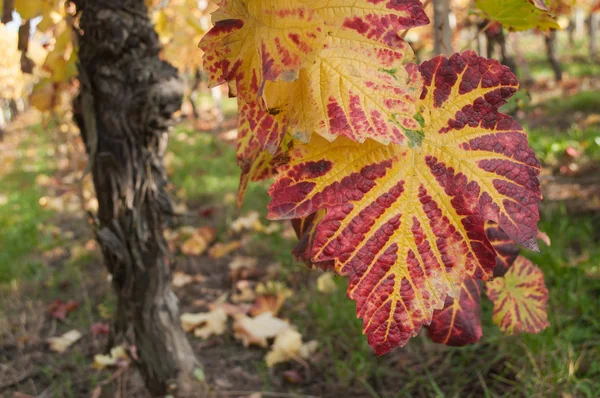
[[93, 346, 129, 369], [208, 240, 241, 258], [233, 311, 290, 347], [180, 307, 228, 339], [47, 329, 82, 353], [180, 226, 217, 256]]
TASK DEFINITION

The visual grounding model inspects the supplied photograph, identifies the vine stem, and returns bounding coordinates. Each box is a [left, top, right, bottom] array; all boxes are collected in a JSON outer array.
[[400, 0, 432, 39], [460, 19, 494, 52]]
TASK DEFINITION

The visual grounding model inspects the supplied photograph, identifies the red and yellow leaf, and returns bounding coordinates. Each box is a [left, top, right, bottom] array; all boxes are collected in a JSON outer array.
[[268, 51, 542, 354], [199, 0, 328, 103], [485, 221, 521, 277], [427, 278, 482, 346], [486, 256, 549, 334], [475, 0, 560, 31], [236, 98, 288, 206], [201, 0, 429, 147]]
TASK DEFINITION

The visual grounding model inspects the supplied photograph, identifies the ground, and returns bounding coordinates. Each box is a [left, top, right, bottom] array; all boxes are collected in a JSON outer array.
[[1, 37, 600, 398]]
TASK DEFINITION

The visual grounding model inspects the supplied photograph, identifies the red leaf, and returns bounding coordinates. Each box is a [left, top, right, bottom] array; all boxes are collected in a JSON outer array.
[[427, 278, 482, 346], [47, 299, 79, 320]]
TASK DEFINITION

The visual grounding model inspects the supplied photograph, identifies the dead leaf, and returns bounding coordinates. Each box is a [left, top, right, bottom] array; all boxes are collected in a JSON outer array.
[[317, 272, 338, 294], [90, 323, 110, 336], [47, 299, 79, 320], [231, 211, 262, 233], [250, 281, 292, 317], [180, 227, 217, 256], [229, 255, 260, 281], [265, 329, 319, 367], [233, 312, 290, 347], [265, 328, 302, 367], [181, 308, 227, 339], [232, 281, 257, 303], [208, 240, 241, 259], [48, 329, 82, 353], [93, 345, 129, 369], [172, 271, 206, 288]]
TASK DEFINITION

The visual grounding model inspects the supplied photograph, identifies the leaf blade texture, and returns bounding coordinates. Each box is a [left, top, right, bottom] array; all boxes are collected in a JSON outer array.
[[475, 0, 561, 31], [268, 51, 542, 354], [486, 256, 549, 334]]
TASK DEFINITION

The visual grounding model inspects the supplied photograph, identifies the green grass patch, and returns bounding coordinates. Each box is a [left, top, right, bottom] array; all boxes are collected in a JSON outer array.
[[0, 125, 57, 283]]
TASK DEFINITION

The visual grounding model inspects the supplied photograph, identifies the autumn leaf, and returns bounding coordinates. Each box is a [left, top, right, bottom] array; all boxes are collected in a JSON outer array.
[[265, 328, 318, 367], [427, 278, 482, 346], [47, 299, 79, 320], [268, 51, 542, 354], [486, 256, 549, 335], [47, 330, 82, 353], [180, 226, 217, 256], [262, 0, 431, 146], [236, 98, 289, 205], [202, 0, 429, 149], [233, 311, 290, 347], [181, 307, 228, 339], [475, 0, 560, 31], [199, 0, 327, 103]]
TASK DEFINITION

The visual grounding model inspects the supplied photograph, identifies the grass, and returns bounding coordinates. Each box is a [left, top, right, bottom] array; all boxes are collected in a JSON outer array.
[[0, 123, 58, 283]]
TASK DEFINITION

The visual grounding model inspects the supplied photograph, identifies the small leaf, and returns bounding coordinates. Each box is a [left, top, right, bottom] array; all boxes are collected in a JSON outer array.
[[208, 240, 241, 258], [486, 256, 549, 335], [181, 308, 228, 339], [180, 226, 217, 256], [233, 311, 290, 347], [47, 329, 82, 353]]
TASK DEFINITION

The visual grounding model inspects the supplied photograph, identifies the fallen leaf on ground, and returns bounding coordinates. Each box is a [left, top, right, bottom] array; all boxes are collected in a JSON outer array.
[[231, 211, 263, 233], [90, 323, 110, 336], [250, 281, 293, 317], [172, 271, 206, 287], [232, 281, 257, 303], [208, 240, 241, 259], [47, 299, 79, 320], [229, 256, 259, 281], [48, 329, 82, 353], [93, 346, 129, 369], [180, 227, 217, 256], [316, 272, 337, 294], [233, 312, 290, 347], [181, 307, 228, 339], [265, 329, 319, 367]]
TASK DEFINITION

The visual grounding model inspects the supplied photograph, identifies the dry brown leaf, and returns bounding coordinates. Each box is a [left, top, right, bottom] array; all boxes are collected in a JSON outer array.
[[233, 312, 290, 348], [181, 307, 227, 339], [208, 240, 241, 259], [47, 329, 82, 353], [180, 226, 217, 256]]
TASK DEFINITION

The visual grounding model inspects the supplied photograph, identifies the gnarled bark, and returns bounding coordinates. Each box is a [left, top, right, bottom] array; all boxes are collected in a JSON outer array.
[[72, 0, 199, 395]]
